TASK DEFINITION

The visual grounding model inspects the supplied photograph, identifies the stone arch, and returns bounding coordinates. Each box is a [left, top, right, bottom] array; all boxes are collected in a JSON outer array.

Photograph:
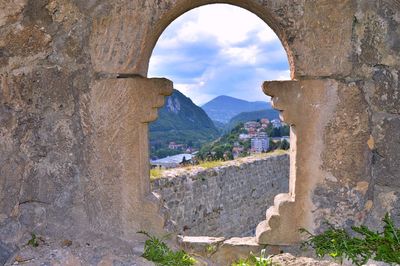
[[88, 0, 350, 246], [142, 0, 296, 79], [2, 1, 394, 263], [145, 1, 301, 245]]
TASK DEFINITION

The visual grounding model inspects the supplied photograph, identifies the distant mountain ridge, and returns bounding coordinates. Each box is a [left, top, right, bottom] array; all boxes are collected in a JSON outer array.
[[201, 95, 272, 123], [149, 89, 219, 158]]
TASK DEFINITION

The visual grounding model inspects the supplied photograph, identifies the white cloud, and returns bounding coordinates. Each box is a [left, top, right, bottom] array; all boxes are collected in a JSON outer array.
[[174, 82, 216, 105], [156, 4, 280, 50], [221, 45, 261, 65], [149, 53, 188, 73], [257, 27, 278, 43], [148, 4, 291, 105]]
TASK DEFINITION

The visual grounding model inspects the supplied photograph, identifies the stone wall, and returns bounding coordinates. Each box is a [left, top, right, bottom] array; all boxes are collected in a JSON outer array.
[[151, 154, 289, 238]]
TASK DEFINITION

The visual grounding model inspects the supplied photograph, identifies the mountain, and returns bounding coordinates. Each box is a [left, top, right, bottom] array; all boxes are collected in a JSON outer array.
[[212, 120, 226, 132], [225, 109, 280, 132], [201, 95, 272, 123], [149, 89, 219, 158]]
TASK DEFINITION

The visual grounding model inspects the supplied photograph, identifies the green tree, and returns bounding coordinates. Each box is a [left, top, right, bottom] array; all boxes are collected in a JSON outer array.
[[268, 139, 279, 151], [280, 125, 290, 136], [212, 145, 225, 160], [279, 139, 290, 150]]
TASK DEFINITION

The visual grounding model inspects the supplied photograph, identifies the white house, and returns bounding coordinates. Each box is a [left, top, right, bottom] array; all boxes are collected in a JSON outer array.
[[251, 137, 269, 153]]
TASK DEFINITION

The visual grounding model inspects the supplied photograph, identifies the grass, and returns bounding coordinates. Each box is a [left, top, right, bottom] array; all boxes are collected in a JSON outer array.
[[232, 249, 275, 266], [138, 231, 196, 266], [150, 168, 165, 180], [250, 149, 288, 159], [197, 160, 225, 169]]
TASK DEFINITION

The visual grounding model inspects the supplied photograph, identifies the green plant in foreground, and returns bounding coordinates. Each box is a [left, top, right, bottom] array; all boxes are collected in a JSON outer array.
[[205, 243, 217, 255], [232, 249, 274, 266], [138, 231, 196, 266], [300, 213, 400, 265], [27, 233, 39, 247]]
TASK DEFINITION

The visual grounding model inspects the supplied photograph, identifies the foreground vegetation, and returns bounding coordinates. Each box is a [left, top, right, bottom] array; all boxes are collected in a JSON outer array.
[[232, 249, 274, 266], [301, 213, 400, 265], [138, 232, 275, 266], [138, 231, 196, 266]]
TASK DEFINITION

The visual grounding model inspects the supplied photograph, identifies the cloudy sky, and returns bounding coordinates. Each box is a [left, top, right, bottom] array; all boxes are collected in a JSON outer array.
[[148, 4, 290, 106]]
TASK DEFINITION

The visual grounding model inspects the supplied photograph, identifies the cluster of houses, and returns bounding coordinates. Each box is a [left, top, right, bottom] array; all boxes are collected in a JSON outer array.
[[168, 142, 197, 154], [234, 118, 288, 158], [239, 119, 282, 140]]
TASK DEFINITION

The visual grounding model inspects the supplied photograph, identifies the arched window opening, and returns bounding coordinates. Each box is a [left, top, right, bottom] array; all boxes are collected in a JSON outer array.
[[148, 4, 291, 238]]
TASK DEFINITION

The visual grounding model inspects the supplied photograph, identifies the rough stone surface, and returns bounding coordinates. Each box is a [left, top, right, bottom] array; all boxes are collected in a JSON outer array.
[[181, 235, 341, 266], [4, 233, 154, 266], [371, 115, 400, 187], [315, 82, 371, 231], [370, 66, 400, 115], [353, 0, 400, 230], [0, 0, 399, 264], [152, 154, 289, 238], [322, 82, 370, 183], [365, 185, 400, 229], [271, 253, 339, 266], [80, 77, 172, 240], [0, 242, 14, 266], [258, 79, 338, 244]]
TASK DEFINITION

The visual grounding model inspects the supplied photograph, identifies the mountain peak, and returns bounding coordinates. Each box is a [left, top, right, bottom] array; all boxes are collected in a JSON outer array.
[[212, 95, 239, 100], [201, 95, 272, 123]]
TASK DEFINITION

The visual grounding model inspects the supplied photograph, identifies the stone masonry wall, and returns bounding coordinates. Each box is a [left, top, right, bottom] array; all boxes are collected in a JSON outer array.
[[0, 0, 399, 263], [151, 154, 289, 238]]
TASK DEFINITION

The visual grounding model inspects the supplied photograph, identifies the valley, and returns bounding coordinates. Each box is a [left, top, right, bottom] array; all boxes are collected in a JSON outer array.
[[149, 89, 288, 164]]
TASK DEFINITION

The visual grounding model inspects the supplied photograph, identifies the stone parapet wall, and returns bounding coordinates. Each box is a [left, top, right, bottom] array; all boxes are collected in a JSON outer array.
[[151, 154, 289, 237]]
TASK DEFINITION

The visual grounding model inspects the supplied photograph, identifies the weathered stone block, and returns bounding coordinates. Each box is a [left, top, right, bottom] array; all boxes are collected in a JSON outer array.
[[372, 115, 400, 187], [354, 0, 400, 68], [370, 66, 400, 115], [292, 0, 355, 78], [81, 77, 172, 239], [2, 25, 51, 57], [322, 82, 370, 183], [366, 185, 400, 229], [0, 242, 13, 266]]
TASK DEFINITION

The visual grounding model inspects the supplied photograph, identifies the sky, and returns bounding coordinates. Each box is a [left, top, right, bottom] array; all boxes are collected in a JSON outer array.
[[148, 4, 290, 106]]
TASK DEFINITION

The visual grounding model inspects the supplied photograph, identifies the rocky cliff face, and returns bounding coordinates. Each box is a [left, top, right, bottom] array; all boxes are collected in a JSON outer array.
[[149, 89, 219, 156]]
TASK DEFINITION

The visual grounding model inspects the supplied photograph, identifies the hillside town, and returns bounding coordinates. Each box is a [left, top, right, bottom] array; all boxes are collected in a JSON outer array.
[[151, 118, 290, 169]]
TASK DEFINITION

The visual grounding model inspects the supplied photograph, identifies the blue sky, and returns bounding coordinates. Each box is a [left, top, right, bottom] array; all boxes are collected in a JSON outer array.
[[148, 4, 290, 105]]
